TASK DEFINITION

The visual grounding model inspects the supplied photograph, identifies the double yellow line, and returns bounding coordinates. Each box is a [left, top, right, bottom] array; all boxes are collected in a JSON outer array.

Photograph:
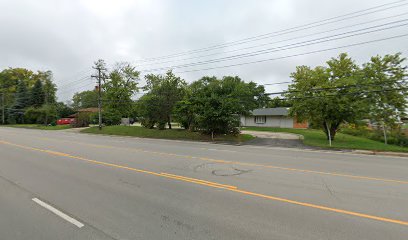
[[0, 140, 407, 227], [36, 136, 408, 185], [1, 130, 407, 185]]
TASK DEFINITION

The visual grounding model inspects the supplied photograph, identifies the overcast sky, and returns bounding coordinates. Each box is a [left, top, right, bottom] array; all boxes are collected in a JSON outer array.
[[1, 0, 407, 101]]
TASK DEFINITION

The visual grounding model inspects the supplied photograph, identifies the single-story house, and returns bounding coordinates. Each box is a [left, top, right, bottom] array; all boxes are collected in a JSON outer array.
[[240, 107, 308, 129]]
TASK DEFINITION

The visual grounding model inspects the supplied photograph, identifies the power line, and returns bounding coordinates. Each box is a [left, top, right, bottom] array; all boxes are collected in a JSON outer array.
[[130, 0, 408, 63], [272, 87, 408, 101], [263, 81, 292, 86], [264, 79, 408, 95], [140, 20, 408, 73], [171, 33, 408, 74], [57, 79, 94, 95], [138, 12, 408, 67], [57, 75, 93, 89]]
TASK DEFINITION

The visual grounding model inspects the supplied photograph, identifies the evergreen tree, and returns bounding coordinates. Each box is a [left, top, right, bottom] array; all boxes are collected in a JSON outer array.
[[30, 79, 45, 107], [9, 80, 29, 123]]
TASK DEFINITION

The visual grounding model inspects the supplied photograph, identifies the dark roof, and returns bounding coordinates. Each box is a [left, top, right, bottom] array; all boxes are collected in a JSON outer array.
[[251, 107, 289, 116]]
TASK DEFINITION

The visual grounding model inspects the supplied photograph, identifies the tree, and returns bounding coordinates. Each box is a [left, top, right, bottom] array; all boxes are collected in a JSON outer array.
[[41, 71, 57, 104], [361, 53, 407, 144], [30, 79, 45, 107], [72, 90, 99, 110], [136, 94, 163, 128], [173, 90, 197, 131], [267, 96, 291, 108], [186, 76, 267, 136], [286, 53, 364, 141], [143, 70, 186, 129], [56, 102, 75, 118], [102, 62, 139, 125], [0, 68, 36, 123], [9, 80, 30, 123]]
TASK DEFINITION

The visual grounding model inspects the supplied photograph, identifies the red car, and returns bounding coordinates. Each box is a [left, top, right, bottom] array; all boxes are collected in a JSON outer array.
[[57, 118, 75, 125]]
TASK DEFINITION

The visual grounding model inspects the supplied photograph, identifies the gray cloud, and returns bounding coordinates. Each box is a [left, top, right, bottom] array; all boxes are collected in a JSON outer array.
[[0, 0, 407, 101]]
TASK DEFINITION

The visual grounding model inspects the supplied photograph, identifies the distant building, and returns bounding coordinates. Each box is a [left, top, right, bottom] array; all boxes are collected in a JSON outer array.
[[240, 107, 308, 129]]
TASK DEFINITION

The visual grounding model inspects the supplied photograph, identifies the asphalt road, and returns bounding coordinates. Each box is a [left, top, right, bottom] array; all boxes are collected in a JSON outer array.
[[0, 127, 407, 240]]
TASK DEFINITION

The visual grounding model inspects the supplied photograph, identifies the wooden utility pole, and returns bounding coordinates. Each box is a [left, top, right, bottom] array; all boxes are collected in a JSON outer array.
[[92, 61, 105, 130]]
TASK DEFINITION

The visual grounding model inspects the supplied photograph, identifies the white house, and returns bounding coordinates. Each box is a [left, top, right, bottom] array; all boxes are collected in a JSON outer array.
[[240, 107, 308, 129]]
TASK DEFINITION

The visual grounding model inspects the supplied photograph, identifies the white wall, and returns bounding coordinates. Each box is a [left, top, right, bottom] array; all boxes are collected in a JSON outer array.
[[241, 116, 294, 128]]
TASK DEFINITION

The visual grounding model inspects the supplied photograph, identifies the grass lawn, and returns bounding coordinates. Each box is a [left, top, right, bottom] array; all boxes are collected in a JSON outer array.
[[3, 124, 72, 130], [82, 125, 255, 143], [243, 127, 408, 152]]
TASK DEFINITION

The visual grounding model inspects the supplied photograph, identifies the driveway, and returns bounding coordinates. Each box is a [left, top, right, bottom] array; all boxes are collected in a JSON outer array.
[[241, 130, 306, 148]]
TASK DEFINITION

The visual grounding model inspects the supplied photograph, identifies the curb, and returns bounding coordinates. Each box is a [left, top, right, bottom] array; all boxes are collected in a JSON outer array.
[[352, 150, 408, 158]]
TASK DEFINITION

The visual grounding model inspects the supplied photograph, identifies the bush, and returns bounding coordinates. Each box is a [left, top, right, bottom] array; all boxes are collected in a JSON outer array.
[[140, 118, 156, 129], [340, 125, 408, 147], [103, 109, 122, 126]]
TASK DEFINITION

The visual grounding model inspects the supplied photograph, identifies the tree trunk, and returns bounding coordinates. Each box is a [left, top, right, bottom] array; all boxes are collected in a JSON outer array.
[[167, 115, 172, 129], [383, 124, 387, 145], [323, 121, 338, 141]]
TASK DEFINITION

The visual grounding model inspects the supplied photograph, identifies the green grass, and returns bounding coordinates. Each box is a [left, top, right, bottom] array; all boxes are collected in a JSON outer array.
[[82, 125, 255, 143], [243, 127, 408, 152], [3, 124, 72, 130]]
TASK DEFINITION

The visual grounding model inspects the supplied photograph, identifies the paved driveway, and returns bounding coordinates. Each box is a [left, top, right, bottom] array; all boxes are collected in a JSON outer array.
[[241, 130, 306, 148]]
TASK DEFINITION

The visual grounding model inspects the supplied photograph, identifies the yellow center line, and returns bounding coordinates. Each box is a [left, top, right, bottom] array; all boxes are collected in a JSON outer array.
[[159, 172, 237, 189], [27, 135, 408, 185], [0, 140, 407, 227]]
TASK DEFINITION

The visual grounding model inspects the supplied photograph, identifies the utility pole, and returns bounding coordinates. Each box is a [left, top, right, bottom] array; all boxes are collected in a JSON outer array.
[[92, 60, 106, 131]]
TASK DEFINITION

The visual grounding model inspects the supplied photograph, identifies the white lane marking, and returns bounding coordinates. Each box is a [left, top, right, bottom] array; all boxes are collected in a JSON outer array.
[[32, 198, 84, 228]]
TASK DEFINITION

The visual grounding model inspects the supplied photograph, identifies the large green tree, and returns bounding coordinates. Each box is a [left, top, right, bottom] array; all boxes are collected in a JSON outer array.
[[102, 62, 139, 125], [136, 93, 164, 129], [142, 70, 187, 129], [72, 90, 99, 110], [8, 80, 30, 123], [286, 53, 407, 141], [361, 53, 407, 143], [184, 76, 267, 136], [286, 54, 364, 140], [30, 79, 45, 107], [0, 68, 36, 122]]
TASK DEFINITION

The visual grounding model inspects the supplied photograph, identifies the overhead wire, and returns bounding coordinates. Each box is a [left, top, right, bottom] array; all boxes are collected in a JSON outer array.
[[137, 11, 408, 67], [171, 33, 408, 74], [130, 0, 408, 63], [140, 20, 408, 73]]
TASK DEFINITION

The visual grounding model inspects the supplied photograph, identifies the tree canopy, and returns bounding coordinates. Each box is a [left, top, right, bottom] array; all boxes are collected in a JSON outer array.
[[139, 70, 186, 129], [286, 53, 407, 141], [0, 68, 58, 124], [102, 62, 140, 125]]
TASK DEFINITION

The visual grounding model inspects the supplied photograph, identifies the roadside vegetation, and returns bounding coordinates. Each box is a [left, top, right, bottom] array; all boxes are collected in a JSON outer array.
[[286, 53, 407, 144], [3, 124, 71, 130], [2, 53, 406, 151], [0, 68, 75, 125], [82, 125, 254, 143], [243, 127, 408, 152]]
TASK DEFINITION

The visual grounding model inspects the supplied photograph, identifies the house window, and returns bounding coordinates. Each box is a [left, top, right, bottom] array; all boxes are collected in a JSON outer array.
[[255, 116, 266, 124]]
